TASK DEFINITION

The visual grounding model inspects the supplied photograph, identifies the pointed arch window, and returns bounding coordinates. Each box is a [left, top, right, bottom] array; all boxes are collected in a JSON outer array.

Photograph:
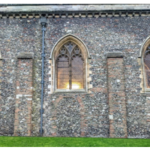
[[56, 41, 84, 90], [144, 45, 150, 88]]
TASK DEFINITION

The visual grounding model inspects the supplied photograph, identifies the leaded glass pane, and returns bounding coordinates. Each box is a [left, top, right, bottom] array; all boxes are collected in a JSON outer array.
[[144, 49, 150, 88], [56, 41, 84, 90], [57, 56, 69, 89]]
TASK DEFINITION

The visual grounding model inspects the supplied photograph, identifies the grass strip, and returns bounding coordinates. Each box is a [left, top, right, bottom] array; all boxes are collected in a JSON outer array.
[[0, 136, 150, 147]]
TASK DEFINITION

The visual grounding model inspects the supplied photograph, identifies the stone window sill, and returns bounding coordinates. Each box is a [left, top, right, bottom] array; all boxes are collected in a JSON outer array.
[[54, 89, 87, 93], [141, 92, 150, 97]]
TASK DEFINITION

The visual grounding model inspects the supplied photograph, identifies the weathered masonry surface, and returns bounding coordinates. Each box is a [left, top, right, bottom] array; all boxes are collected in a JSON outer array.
[[14, 58, 33, 136], [0, 4, 150, 138], [107, 57, 127, 138]]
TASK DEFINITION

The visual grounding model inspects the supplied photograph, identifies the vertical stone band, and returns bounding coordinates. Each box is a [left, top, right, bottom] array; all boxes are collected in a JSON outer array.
[[14, 55, 33, 136], [146, 97, 150, 131], [107, 57, 127, 138], [0, 59, 2, 114]]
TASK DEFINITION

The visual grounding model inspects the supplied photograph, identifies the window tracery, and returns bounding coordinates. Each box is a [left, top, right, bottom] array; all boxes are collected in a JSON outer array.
[[56, 41, 84, 90]]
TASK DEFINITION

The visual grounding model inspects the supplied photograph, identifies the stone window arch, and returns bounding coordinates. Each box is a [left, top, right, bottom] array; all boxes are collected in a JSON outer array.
[[139, 36, 150, 93], [50, 34, 91, 93], [144, 47, 150, 89]]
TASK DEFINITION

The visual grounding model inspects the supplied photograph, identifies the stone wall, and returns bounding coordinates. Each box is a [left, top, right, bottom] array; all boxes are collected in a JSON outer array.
[[0, 16, 150, 138], [0, 18, 41, 136]]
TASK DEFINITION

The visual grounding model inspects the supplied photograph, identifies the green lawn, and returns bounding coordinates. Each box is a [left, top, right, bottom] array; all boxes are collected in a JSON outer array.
[[0, 136, 150, 147]]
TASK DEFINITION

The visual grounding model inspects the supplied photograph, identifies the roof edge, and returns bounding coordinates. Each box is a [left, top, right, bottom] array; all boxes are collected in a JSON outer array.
[[0, 4, 150, 13]]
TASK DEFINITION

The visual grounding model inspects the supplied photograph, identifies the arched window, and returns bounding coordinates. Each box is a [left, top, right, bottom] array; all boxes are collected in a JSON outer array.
[[50, 34, 91, 93], [144, 45, 150, 88], [141, 37, 150, 92], [56, 41, 84, 90]]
